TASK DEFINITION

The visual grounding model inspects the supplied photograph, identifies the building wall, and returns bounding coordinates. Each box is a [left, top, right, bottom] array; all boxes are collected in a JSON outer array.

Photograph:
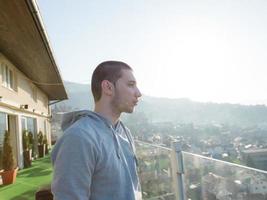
[[0, 52, 51, 169], [0, 53, 49, 116], [242, 150, 267, 171]]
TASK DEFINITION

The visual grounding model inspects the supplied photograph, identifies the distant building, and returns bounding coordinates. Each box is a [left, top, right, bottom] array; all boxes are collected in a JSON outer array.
[[238, 170, 267, 196], [0, 0, 67, 169], [241, 149, 267, 171]]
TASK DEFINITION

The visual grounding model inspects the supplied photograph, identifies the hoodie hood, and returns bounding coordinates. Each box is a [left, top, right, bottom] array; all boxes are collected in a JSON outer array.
[[61, 110, 113, 131], [61, 110, 122, 159]]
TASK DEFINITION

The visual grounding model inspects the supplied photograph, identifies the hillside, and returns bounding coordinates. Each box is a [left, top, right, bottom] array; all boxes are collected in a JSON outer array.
[[53, 81, 267, 127]]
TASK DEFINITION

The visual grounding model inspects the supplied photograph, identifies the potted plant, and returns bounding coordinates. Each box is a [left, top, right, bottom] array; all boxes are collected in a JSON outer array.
[[0, 130, 18, 185], [37, 131, 45, 157], [22, 130, 32, 168]]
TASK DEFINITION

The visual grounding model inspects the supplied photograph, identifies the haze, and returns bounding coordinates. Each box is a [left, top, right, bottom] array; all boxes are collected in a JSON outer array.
[[37, 0, 267, 105]]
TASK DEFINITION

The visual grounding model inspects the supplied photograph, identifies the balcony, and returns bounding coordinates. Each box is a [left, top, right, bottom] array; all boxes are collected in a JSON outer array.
[[136, 140, 267, 200], [2, 139, 265, 200]]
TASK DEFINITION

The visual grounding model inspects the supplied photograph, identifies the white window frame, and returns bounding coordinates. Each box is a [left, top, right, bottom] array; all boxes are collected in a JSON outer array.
[[21, 116, 27, 131], [1, 62, 16, 91]]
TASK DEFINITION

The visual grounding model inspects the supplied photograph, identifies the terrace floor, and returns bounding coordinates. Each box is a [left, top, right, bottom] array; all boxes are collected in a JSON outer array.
[[0, 155, 52, 200]]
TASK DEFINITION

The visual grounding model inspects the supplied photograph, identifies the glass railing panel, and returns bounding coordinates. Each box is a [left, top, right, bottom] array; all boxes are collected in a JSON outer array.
[[183, 152, 267, 200], [135, 141, 175, 200]]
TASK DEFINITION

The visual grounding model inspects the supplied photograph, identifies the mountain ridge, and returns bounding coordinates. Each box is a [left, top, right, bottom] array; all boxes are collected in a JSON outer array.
[[53, 81, 267, 127]]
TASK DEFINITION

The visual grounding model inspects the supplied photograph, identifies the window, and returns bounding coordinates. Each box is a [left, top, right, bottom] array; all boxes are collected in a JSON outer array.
[[21, 116, 37, 136], [0, 112, 7, 148], [0, 112, 7, 169], [44, 120, 47, 134], [1, 62, 16, 90], [41, 94, 48, 109], [31, 85, 37, 102], [22, 116, 38, 158], [21, 117, 27, 132], [26, 117, 37, 134]]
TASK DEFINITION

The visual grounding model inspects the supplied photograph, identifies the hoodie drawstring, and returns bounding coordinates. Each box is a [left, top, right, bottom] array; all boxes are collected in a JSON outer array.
[[109, 126, 121, 159]]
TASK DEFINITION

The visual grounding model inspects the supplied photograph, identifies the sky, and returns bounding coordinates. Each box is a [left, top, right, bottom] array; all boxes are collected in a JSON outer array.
[[37, 0, 267, 105]]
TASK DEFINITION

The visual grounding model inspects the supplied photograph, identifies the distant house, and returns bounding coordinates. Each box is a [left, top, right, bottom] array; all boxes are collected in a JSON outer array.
[[241, 148, 267, 171], [0, 0, 67, 169]]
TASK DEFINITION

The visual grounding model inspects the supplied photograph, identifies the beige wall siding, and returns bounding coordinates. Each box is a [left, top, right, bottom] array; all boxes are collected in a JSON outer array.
[[0, 52, 52, 169], [0, 53, 49, 116]]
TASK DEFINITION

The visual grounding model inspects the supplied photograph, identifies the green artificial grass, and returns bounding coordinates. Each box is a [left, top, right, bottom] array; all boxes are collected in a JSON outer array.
[[0, 155, 53, 200]]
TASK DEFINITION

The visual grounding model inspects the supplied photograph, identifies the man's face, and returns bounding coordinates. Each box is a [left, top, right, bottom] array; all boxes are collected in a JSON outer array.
[[111, 69, 142, 114]]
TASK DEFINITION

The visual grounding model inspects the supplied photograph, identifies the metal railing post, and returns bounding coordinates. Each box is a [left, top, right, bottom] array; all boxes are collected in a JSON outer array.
[[171, 141, 186, 200]]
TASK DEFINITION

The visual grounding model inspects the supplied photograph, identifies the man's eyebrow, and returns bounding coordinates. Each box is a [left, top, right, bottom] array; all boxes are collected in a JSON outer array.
[[128, 80, 136, 84]]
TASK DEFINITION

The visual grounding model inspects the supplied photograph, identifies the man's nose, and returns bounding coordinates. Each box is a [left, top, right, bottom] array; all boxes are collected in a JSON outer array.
[[136, 87, 142, 98]]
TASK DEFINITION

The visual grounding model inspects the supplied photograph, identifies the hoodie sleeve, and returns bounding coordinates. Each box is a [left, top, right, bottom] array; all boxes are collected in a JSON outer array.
[[51, 127, 97, 200]]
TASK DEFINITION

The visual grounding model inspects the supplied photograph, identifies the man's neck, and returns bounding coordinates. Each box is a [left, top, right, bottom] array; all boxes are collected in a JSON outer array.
[[94, 103, 120, 125]]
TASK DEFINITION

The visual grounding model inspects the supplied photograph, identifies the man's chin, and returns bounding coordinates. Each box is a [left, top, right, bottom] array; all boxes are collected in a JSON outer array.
[[124, 107, 134, 114], [125, 110, 134, 114]]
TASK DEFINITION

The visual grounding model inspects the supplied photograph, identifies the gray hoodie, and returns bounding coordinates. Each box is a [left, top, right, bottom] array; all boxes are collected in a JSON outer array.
[[51, 110, 142, 200]]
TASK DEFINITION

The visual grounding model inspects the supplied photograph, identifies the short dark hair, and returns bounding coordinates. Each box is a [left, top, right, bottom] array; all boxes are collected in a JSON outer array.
[[91, 61, 132, 102]]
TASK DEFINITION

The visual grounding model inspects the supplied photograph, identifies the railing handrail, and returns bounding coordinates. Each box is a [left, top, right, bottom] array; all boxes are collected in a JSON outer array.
[[145, 193, 175, 200], [135, 140, 172, 151], [135, 140, 267, 175], [183, 151, 267, 174]]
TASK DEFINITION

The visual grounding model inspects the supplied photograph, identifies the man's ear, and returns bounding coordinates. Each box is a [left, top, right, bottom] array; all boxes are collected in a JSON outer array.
[[101, 80, 113, 96]]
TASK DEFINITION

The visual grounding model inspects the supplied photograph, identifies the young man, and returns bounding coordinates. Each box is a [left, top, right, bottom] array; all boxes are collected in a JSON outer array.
[[51, 61, 142, 200]]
